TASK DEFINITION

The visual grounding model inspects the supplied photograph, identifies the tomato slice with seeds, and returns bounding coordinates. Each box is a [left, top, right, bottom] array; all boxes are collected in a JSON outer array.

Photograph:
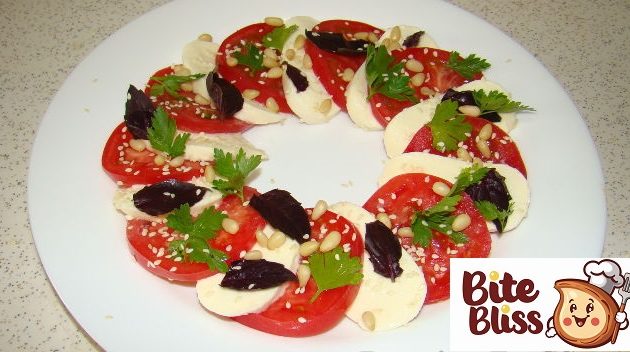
[[146, 67, 252, 133], [305, 19, 384, 111], [126, 188, 265, 282], [370, 47, 482, 127], [233, 209, 364, 337], [404, 115, 527, 177], [102, 122, 205, 186], [217, 23, 292, 113], [363, 173, 491, 303]]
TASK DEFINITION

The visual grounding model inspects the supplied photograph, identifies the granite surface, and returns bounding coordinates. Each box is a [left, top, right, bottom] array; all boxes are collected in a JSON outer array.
[[0, 0, 628, 350]]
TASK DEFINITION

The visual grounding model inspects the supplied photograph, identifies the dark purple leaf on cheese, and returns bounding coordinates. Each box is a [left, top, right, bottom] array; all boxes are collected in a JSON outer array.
[[465, 169, 511, 232], [124, 85, 155, 139], [206, 72, 243, 118], [220, 259, 297, 290], [305, 30, 370, 56], [402, 30, 425, 48], [479, 111, 502, 123], [442, 89, 502, 122], [249, 189, 311, 243], [285, 63, 308, 92], [365, 221, 403, 281], [133, 179, 207, 216]]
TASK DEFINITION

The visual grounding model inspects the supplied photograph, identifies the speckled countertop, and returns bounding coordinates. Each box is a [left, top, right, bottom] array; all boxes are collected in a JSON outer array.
[[1, 0, 628, 350]]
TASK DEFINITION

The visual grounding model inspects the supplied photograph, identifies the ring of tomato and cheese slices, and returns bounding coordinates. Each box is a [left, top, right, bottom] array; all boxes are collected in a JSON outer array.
[[102, 15, 534, 337]]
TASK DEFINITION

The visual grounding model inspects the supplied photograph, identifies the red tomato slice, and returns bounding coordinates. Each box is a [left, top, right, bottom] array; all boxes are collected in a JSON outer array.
[[217, 23, 292, 113], [146, 67, 252, 133], [233, 209, 364, 337], [404, 115, 527, 177], [101, 122, 205, 186], [126, 188, 265, 282], [370, 48, 482, 126], [305, 19, 384, 111], [363, 173, 491, 303]]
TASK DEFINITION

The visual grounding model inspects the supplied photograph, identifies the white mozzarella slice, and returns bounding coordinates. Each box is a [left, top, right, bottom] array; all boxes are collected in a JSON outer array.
[[184, 132, 266, 161], [112, 177, 222, 222], [346, 26, 439, 131], [282, 16, 341, 124], [455, 79, 517, 133], [234, 100, 290, 124], [383, 95, 441, 157], [182, 39, 219, 75], [196, 239, 300, 317], [379, 152, 530, 232], [330, 202, 426, 331]]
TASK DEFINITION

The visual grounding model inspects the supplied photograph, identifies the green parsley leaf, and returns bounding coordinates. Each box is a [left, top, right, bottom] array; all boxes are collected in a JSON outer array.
[[410, 195, 468, 247], [149, 73, 205, 98], [166, 205, 229, 272], [428, 100, 472, 152], [212, 148, 262, 199], [233, 42, 264, 73], [446, 51, 490, 79], [308, 247, 363, 303], [475, 200, 513, 231], [147, 108, 190, 158], [472, 90, 535, 114], [262, 25, 298, 50], [447, 164, 490, 196], [366, 45, 418, 103]]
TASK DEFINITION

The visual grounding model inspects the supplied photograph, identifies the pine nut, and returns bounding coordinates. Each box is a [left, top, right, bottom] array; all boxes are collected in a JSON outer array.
[[266, 97, 279, 113], [459, 104, 481, 117], [297, 264, 311, 287], [264, 16, 284, 27], [244, 250, 263, 260], [432, 181, 451, 196], [255, 230, 268, 248], [390, 26, 401, 41], [302, 54, 312, 69], [410, 73, 426, 87], [311, 200, 328, 220], [129, 139, 146, 152], [405, 59, 424, 73], [242, 89, 260, 100], [354, 32, 369, 40], [473, 157, 484, 166], [319, 231, 341, 252], [478, 123, 493, 141], [362, 311, 376, 331], [222, 218, 240, 234], [452, 213, 471, 232], [154, 154, 166, 166], [263, 56, 279, 68], [397, 227, 413, 237], [263, 47, 278, 59], [195, 94, 211, 105], [169, 156, 185, 168], [285, 48, 296, 61], [376, 213, 392, 229], [319, 99, 332, 114], [198, 33, 213, 42], [299, 240, 319, 257], [456, 147, 473, 162], [180, 82, 193, 91], [294, 34, 306, 49], [476, 140, 492, 158], [173, 65, 191, 76], [204, 166, 215, 183], [381, 38, 393, 49], [341, 68, 355, 82], [226, 56, 238, 67], [267, 231, 287, 250], [368, 32, 378, 43], [420, 86, 435, 96], [266, 66, 283, 79]]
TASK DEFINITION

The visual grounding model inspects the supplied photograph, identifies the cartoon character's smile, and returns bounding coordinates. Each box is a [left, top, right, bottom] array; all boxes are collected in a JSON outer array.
[[573, 315, 588, 327]]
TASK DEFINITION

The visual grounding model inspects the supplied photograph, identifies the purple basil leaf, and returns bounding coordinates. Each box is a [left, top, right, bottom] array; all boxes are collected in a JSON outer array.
[[402, 31, 425, 48], [206, 72, 243, 118], [285, 63, 308, 92], [365, 221, 403, 281], [465, 169, 512, 232], [305, 30, 370, 56], [124, 85, 155, 139], [133, 179, 207, 216], [249, 189, 311, 243], [220, 259, 297, 290]]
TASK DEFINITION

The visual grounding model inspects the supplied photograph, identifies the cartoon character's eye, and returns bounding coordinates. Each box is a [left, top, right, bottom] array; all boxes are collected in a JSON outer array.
[[586, 303, 594, 314], [570, 304, 577, 313]]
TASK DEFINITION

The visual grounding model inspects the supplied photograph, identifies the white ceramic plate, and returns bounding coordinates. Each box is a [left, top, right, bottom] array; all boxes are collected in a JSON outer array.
[[28, 0, 605, 350]]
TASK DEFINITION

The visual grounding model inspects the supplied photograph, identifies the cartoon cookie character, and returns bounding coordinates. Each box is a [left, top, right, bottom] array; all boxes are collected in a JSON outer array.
[[546, 259, 629, 348]]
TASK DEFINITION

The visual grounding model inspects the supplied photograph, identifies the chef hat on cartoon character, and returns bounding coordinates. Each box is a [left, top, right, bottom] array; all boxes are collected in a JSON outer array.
[[583, 259, 624, 294]]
